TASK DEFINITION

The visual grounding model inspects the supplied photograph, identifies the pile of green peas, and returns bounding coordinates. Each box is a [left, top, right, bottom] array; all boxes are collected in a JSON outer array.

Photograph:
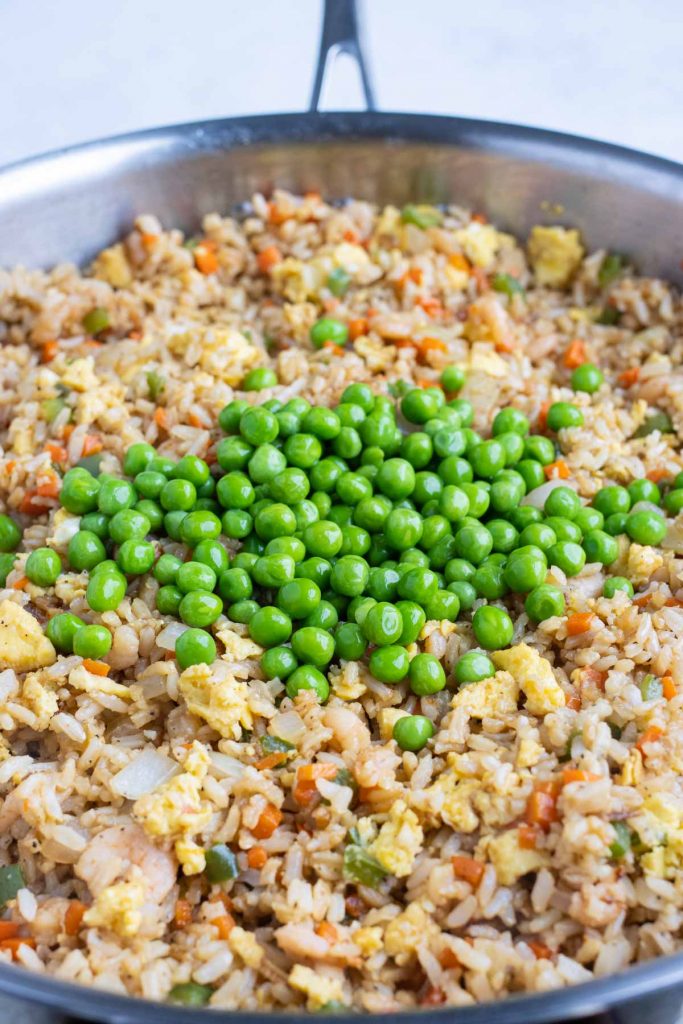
[[1, 351, 679, 755]]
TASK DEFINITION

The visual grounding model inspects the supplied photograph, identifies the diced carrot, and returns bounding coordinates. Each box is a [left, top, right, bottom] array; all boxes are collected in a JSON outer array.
[[494, 333, 516, 354], [544, 459, 570, 480], [173, 899, 192, 929], [343, 228, 360, 245], [187, 412, 204, 428], [64, 900, 87, 936], [422, 987, 446, 1006], [268, 202, 290, 225], [415, 377, 438, 389], [82, 435, 103, 457], [37, 476, 61, 498], [417, 336, 448, 356], [0, 937, 36, 958], [247, 846, 268, 870], [525, 781, 560, 830], [252, 803, 282, 840], [255, 752, 288, 771], [581, 666, 607, 689], [471, 212, 487, 224], [518, 824, 539, 849], [537, 400, 552, 431], [129, 329, 143, 341], [348, 318, 368, 342], [417, 296, 445, 318], [20, 491, 49, 516], [528, 941, 552, 960], [60, 424, 74, 441], [45, 443, 68, 463], [662, 675, 677, 700], [563, 339, 586, 369], [304, 191, 321, 202], [214, 914, 236, 940], [566, 693, 581, 711], [357, 786, 377, 803], [647, 468, 669, 483], [217, 892, 234, 912], [561, 768, 601, 785], [140, 232, 159, 250], [323, 340, 344, 352], [12, 577, 29, 591], [194, 241, 219, 275], [82, 659, 110, 676], [41, 340, 59, 363], [322, 297, 340, 313], [451, 855, 485, 887], [566, 612, 595, 636], [315, 921, 338, 944], [0, 922, 20, 940], [293, 763, 338, 806], [4, 461, 16, 474], [664, 597, 683, 607], [636, 725, 664, 755], [257, 246, 282, 273], [618, 367, 640, 388], [154, 407, 168, 430], [448, 252, 471, 273], [439, 947, 461, 969], [633, 593, 652, 609]]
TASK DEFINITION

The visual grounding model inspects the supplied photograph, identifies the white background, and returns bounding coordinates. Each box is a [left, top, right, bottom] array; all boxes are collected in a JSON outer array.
[[1, 0, 681, 167]]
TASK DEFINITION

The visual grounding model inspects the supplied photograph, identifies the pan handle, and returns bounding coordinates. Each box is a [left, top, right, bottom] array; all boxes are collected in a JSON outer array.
[[309, 0, 376, 112]]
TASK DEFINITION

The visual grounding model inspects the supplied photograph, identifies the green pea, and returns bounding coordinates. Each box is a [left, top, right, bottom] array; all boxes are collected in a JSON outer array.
[[401, 432, 433, 470], [489, 474, 525, 513], [304, 600, 338, 630], [310, 317, 348, 348], [156, 585, 182, 615], [87, 570, 127, 612], [340, 383, 375, 412], [472, 605, 514, 650], [148, 455, 176, 476], [25, 547, 61, 587], [175, 628, 216, 669], [259, 645, 298, 682], [492, 407, 530, 436], [546, 402, 584, 431], [395, 601, 426, 645], [336, 403, 365, 429], [449, 398, 474, 427], [67, 530, 106, 571], [573, 506, 604, 534], [496, 431, 525, 466], [544, 517, 582, 543], [453, 523, 493, 565], [249, 606, 292, 647], [275, 578, 319, 619], [368, 645, 408, 683], [178, 590, 223, 628], [519, 522, 556, 551], [603, 576, 634, 599], [664, 490, 683, 515], [396, 567, 438, 603], [334, 622, 367, 660], [242, 366, 277, 391], [593, 486, 631, 518], [446, 580, 474, 610], [393, 714, 434, 752], [177, 561, 217, 594], [459, 483, 490, 519], [290, 626, 335, 668], [401, 388, 442, 425], [628, 479, 661, 506], [60, 468, 100, 515], [523, 436, 556, 466], [454, 651, 495, 686], [240, 407, 279, 446], [605, 512, 629, 536], [82, 306, 110, 335], [419, 514, 451, 551], [525, 584, 565, 622], [625, 509, 666, 546], [168, 982, 214, 1007], [296, 557, 332, 591], [544, 486, 581, 520], [122, 443, 156, 477], [444, 558, 475, 584], [547, 541, 586, 576], [516, 459, 545, 492], [45, 612, 85, 653], [571, 362, 604, 394], [303, 520, 343, 558], [108, 509, 150, 544], [469, 440, 506, 479], [473, 561, 508, 600], [424, 587, 461, 620], [160, 478, 196, 512], [409, 653, 446, 695], [285, 665, 329, 702], [438, 456, 473, 486], [229, 599, 259, 623], [0, 514, 21, 553], [361, 602, 403, 646], [583, 529, 619, 565], [440, 365, 466, 392], [255, 503, 297, 541], [216, 436, 253, 472], [73, 624, 112, 660], [338, 525, 371, 558], [328, 555, 369, 597]]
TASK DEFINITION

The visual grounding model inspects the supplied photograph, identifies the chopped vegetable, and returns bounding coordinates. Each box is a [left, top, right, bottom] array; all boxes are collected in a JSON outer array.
[[204, 844, 239, 883], [0, 864, 24, 907], [168, 982, 214, 1006], [82, 307, 110, 335], [609, 821, 632, 859], [400, 204, 443, 229], [595, 306, 621, 325], [42, 397, 68, 424], [566, 612, 595, 636], [451, 855, 484, 887], [342, 844, 387, 888], [492, 273, 525, 297], [598, 253, 624, 288], [563, 339, 586, 369], [633, 412, 674, 438], [147, 370, 166, 402], [252, 803, 282, 839], [524, 781, 559, 830], [639, 674, 663, 701], [260, 735, 295, 754]]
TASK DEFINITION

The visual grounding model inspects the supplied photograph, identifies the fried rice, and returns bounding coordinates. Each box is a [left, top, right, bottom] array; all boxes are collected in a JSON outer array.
[[0, 189, 682, 1011]]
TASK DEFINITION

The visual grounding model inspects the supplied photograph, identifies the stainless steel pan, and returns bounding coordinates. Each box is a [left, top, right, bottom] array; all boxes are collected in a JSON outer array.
[[0, 2, 682, 1021]]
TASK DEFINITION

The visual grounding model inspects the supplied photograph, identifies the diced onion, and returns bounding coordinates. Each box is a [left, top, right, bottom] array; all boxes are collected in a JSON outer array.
[[521, 479, 578, 509], [208, 750, 247, 782], [270, 710, 306, 745], [0, 669, 19, 701], [156, 621, 188, 651], [630, 501, 663, 517], [110, 749, 180, 799], [662, 520, 683, 553]]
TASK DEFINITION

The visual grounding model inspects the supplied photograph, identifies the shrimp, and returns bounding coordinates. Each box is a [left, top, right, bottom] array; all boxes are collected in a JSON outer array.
[[323, 707, 370, 756], [75, 822, 176, 902]]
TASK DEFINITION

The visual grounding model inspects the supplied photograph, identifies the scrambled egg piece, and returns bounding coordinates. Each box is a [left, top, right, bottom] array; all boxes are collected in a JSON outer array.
[[455, 223, 510, 268], [468, 345, 508, 378], [91, 243, 132, 287], [83, 876, 146, 938], [45, 508, 80, 551], [69, 663, 132, 699], [493, 645, 566, 716], [527, 226, 584, 287], [384, 902, 436, 959], [626, 543, 664, 587], [75, 381, 126, 427], [216, 627, 263, 662], [175, 837, 206, 876], [478, 829, 549, 885], [0, 600, 55, 672], [369, 800, 423, 878], [378, 707, 408, 741], [328, 662, 367, 701], [619, 748, 643, 786], [134, 742, 213, 845], [289, 965, 345, 1010], [272, 258, 325, 303], [178, 663, 253, 739], [420, 773, 479, 832], [516, 734, 544, 769], [229, 926, 264, 968], [353, 926, 383, 956], [167, 327, 259, 385], [21, 675, 58, 730], [451, 670, 519, 719], [61, 357, 99, 393]]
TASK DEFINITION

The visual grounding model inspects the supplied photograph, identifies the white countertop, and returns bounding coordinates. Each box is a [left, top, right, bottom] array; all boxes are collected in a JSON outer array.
[[2, 0, 681, 166]]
